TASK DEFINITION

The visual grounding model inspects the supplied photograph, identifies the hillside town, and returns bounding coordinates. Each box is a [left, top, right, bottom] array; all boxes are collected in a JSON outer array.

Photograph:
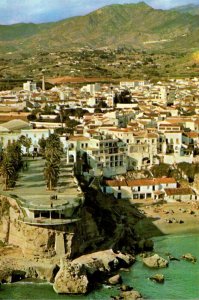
[[1, 75, 199, 297], [1, 76, 199, 202]]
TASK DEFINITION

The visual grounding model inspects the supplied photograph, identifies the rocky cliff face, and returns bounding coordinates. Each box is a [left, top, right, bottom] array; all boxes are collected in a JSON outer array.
[[0, 185, 151, 294], [0, 195, 101, 259], [0, 186, 145, 260]]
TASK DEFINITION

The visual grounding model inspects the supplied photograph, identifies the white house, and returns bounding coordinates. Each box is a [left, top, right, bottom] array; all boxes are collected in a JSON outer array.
[[103, 177, 177, 200]]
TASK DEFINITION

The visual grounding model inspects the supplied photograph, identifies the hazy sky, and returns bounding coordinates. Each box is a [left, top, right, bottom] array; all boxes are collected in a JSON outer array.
[[1, 0, 198, 24]]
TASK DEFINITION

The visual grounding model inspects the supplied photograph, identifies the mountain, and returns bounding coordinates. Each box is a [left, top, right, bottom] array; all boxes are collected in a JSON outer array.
[[170, 4, 199, 15], [1, 2, 199, 53]]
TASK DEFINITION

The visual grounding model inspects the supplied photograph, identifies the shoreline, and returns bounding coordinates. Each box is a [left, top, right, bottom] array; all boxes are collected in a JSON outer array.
[[133, 200, 199, 238]]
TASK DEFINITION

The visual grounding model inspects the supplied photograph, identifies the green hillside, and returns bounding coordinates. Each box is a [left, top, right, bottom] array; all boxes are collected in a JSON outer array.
[[1, 2, 199, 53], [171, 4, 199, 16]]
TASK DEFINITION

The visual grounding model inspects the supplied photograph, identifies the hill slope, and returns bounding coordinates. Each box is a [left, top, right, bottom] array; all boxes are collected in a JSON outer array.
[[171, 4, 199, 16], [1, 2, 199, 53]]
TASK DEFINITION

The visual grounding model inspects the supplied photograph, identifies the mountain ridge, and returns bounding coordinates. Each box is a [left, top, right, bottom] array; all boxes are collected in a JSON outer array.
[[0, 2, 199, 53], [170, 3, 199, 15]]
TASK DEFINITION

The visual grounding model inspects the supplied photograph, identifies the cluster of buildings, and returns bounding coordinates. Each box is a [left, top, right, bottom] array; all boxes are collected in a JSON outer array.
[[1, 77, 199, 204]]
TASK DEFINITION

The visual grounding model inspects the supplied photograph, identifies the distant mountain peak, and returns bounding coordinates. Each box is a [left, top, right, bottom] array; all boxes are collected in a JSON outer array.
[[171, 3, 199, 15]]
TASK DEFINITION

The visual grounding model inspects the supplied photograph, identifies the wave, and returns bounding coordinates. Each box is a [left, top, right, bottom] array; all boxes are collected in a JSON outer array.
[[6, 281, 52, 286]]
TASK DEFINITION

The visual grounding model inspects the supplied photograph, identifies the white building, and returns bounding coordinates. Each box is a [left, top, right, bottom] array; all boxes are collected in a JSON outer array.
[[102, 177, 177, 200], [66, 134, 127, 178], [23, 81, 37, 92]]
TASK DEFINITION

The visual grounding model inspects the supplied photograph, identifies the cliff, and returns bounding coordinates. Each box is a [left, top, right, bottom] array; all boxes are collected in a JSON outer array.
[[0, 184, 152, 293]]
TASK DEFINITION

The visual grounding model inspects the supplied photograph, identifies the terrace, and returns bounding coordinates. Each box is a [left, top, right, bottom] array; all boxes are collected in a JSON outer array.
[[1, 158, 84, 226]]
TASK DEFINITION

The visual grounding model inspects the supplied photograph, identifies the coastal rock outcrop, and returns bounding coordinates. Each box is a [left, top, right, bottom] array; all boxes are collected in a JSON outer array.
[[53, 250, 135, 294], [108, 274, 122, 285], [181, 253, 197, 263], [149, 274, 164, 283], [120, 290, 143, 300], [143, 254, 168, 268], [53, 263, 89, 294]]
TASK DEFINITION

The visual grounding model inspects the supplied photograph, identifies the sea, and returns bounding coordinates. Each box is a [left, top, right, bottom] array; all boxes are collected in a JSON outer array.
[[1, 233, 199, 300]]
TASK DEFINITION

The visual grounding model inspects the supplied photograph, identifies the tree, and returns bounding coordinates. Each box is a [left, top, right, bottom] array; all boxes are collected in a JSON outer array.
[[65, 119, 80, 135], [7, 141, 23, 172], [19, 135, 32, 155], [44, 159, 60, 190], [45, 134, 63, 161], [0, 154, 16, 190], [151, 163, 171, 178], [43, 134, 63, 190], [38, 137, 47, 156]]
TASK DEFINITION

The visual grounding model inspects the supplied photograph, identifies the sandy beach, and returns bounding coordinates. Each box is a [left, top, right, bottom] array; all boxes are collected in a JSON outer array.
[[133, 200, 199, 237]]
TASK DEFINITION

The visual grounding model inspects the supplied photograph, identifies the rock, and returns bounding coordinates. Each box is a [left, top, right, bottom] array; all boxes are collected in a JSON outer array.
[[144, 239, 154, 251], [54, 250, 133, 294], [35, 264, 59, 282], [53, 264, 89, 294], [138, 239, 154, 251], [143, 254, 169, 268], [111, 296, 120, 300], [120, 284, 133, 291], [181, 253, 197, 263], [108, 274, 122, 285], [0, 269, 12, 283], [139, 252, 149, 258], [116, 252, 135, 267], [120, 290, 143, 300], [120, 268, 129, 272], [168, 255, 180, 261], [149, 274, 164, 283]]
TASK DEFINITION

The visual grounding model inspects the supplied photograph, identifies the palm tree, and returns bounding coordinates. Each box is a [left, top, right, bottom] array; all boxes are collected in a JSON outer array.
[[7, 141, 23, 172], [44, 159, 60, 190], [1, 155, 16, 190], [43, 134, 63, 190], [38, 137, 46, 156], [45, 146, 62, 163]]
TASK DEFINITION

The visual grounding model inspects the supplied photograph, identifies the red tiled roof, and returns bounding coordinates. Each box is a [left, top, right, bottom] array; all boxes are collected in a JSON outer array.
[[105, 180, 127, 187], [184, 132, 199, 138], [105, 177, 176, 187], [127, 178, 176, 187], [164, 188, 194, 196]]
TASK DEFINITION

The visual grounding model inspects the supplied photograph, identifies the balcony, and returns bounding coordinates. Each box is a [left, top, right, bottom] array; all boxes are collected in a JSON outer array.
[[20, 216, 81, 226]]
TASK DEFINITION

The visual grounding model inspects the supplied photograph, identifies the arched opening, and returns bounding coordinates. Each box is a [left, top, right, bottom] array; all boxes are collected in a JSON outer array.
[[69, 154, 75, 163], [142, 157, 150, 165]]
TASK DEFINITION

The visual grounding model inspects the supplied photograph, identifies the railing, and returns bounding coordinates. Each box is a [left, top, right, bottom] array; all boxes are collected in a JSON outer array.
[[19, 216, 80, 226]]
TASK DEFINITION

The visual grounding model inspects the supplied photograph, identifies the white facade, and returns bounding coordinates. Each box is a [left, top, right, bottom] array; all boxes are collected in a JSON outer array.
[[23, 81, 37, 92], [103, 178, 177, 200]]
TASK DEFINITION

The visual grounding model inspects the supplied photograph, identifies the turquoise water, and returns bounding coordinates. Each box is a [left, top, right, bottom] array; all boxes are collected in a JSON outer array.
[[122, 234, 199, 299], [1, 234, 199, 300]]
